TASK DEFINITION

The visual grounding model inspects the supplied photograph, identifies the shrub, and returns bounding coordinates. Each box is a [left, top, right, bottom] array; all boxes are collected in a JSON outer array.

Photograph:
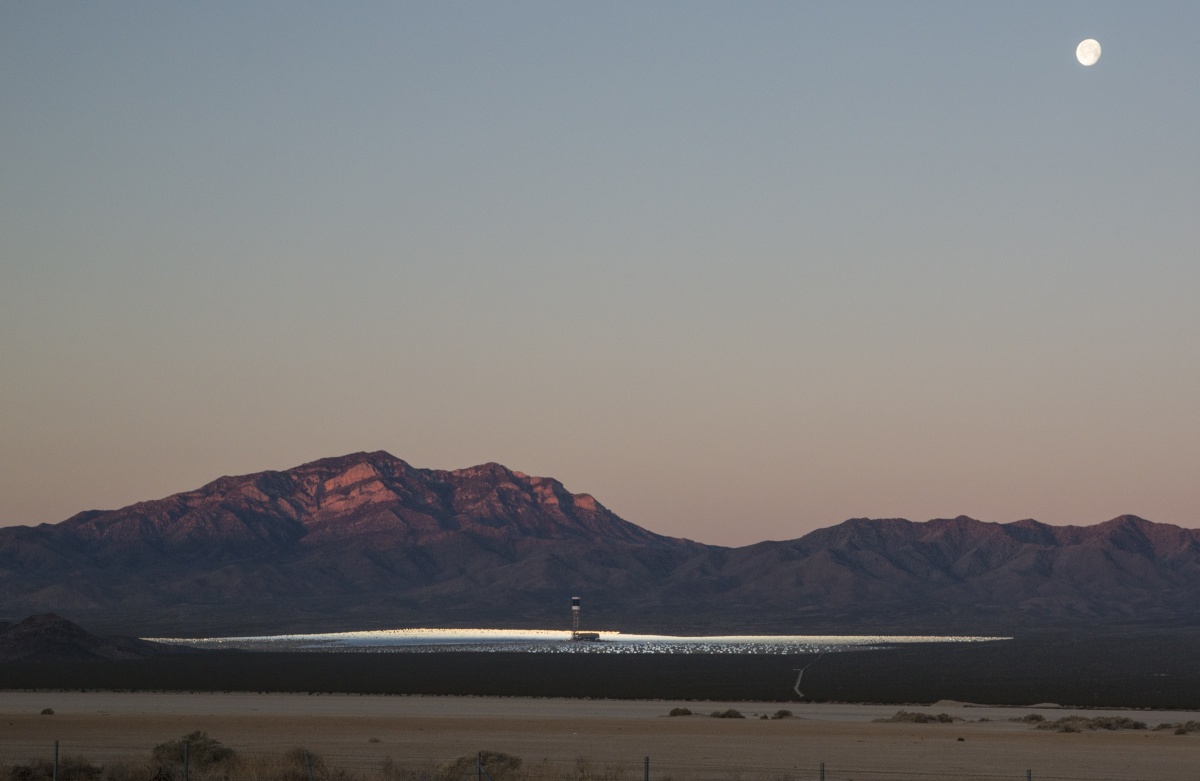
[[39, 709, 54, 716], [564, 758, 623, 781], [10, 756, 102, 781], [667, 708, 692, 717], [1151, 721, 1200, 733], [1036, 716, 1146, 732], [709, 709, 745, 719], [151, 732, 236, 771], [380, 757, 439, 781], [1090, 717, 1147, 731], [1015, 714, 1046, 723], [439, 752, 522, 781], [771, 710, 793, 720], [231, 751, 319, 781], [99, 760, 155, 781], [874, 711, 956, 724], [282, 747, 328, 781]]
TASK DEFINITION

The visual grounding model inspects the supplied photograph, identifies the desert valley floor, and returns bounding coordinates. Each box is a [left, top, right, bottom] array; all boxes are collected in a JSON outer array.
[[3, 692, 1199, 781]]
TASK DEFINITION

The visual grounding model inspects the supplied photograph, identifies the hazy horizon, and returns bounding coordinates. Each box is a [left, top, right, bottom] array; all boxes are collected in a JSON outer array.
[[3, 2, 1198, 546]]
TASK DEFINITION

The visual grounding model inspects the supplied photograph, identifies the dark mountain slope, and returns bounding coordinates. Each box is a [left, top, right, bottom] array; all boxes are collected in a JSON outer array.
[[702, 515, 1200, 627], [0, 613, 177, 662]]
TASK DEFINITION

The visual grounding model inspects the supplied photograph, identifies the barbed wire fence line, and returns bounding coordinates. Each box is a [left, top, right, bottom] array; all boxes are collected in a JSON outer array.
[[0, 740, 1178, 781]]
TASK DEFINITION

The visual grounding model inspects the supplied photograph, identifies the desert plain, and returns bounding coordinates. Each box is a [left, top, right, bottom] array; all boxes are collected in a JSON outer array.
[[3, 692, 1199, 781]]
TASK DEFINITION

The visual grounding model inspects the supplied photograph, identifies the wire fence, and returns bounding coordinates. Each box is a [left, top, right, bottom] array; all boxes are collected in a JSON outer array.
[[0, 740, 1177, 781]]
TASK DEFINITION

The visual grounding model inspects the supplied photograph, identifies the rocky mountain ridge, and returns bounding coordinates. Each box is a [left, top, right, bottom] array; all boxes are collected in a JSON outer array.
[[1, 451, 1197, 636]]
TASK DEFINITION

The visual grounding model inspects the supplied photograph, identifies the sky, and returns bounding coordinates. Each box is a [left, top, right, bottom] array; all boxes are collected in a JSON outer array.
[[2, 2, 1198, 547]]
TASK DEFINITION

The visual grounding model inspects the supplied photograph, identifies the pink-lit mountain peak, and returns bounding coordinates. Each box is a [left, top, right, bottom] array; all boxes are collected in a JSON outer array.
[[53, 450, 654, 549]]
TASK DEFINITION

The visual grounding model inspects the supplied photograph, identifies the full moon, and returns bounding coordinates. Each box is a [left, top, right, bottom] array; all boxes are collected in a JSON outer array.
[[1076, 38, 1101, 66]]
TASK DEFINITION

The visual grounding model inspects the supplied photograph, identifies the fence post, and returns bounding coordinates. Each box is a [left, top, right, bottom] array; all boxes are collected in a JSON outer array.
[[644, 756, 649, 781], [1026, 772, 1032, 781], [183, 739, 189, 781], [305, 750, 314, 781], [53, 741, 59, 781], [819, 762, 824, 781], [477, 752, 482, 781]]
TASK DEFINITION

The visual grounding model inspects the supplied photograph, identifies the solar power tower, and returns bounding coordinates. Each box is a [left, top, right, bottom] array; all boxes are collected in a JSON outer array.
[[570, 596, 600, 641]]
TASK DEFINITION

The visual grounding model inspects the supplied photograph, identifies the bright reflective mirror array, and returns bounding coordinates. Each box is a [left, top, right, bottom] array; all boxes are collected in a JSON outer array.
[[152, 628, 1009, 654]]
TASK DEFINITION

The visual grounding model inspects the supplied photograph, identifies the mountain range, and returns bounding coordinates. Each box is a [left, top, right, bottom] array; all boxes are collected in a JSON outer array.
[[2, 451, 1198, 636]]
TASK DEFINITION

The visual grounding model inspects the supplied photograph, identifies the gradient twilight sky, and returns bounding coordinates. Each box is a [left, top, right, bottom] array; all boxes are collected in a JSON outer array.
[[2, 2, 1198, 546]]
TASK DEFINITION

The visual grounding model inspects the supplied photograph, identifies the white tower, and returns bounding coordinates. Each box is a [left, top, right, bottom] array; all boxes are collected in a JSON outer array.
[[571, 595, 581, 640]]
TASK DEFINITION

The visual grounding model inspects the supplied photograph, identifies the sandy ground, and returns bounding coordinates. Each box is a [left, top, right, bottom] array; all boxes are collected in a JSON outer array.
[[2, 692, 1199, 781]]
